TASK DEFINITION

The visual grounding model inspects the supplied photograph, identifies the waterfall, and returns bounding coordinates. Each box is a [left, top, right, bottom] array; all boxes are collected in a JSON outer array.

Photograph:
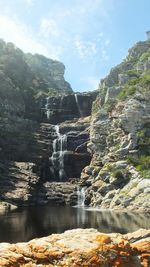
[[45, 97, 51, 120], [74, 94, 83, 117], [77, 186, 85, 207], [51, 125, 67, 181]]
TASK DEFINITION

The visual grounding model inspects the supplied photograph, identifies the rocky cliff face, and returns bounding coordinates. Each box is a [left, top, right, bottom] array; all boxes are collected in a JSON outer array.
[[43, 92, 97, 124], [0, 39, 72, 119], [1, 37, 150, 211], [0, 110, 94, 207], [0, 40, 98, 206], [0, 107, 95, 206], [25, 53, 72, 94], [81, 39, 150, 211], [0, 228, 149, 266]]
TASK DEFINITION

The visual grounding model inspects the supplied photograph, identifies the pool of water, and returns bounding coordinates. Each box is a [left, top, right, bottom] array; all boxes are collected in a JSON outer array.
[[0, 205, 150, 243]]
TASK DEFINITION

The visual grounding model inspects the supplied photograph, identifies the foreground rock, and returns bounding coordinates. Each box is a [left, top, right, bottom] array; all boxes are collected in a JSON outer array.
[[0, 228, 149, 267]]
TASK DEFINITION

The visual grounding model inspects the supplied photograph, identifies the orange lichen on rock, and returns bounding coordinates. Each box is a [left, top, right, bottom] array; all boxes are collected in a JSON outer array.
[[96, 234, 112, 244], [0, 229, 149, 267], [131, 240, 150, 267], [132, 240, 150, 253]]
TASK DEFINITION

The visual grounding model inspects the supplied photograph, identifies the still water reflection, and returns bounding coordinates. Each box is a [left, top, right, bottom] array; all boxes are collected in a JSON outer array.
[[0, 205, 150, 243]]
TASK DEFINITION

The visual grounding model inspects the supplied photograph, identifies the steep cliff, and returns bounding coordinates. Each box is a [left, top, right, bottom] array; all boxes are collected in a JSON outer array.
[[0, 39, 72, 118], [81, 39, 150, 211], [1, 37, 150, 211], [0, 39, 98, 206]]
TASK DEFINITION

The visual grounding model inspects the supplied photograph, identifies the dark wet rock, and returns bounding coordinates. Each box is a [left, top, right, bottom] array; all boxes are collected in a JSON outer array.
[[43, 92, 98, 124], [64, 151, 91, 179]]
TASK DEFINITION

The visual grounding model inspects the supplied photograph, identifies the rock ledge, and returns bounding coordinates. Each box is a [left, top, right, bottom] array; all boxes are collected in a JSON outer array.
[[0, 228, 150, 266]]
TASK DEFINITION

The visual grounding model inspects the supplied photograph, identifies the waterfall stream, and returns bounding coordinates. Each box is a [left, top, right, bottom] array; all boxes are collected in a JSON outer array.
[[74, 94, 83, 117], [51, 125, 67, 181], [45, 96, 51, 120], [77, 186, 85, 207]]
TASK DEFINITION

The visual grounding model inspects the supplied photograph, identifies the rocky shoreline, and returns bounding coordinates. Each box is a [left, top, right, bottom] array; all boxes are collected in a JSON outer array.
[[0, 228, 149, 266]]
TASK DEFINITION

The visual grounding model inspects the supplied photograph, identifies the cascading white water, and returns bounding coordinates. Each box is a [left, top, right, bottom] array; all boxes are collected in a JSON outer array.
[[74, 94, 83, 117], [45, 97, 51, 120], [77, 186, 85, 207], [51, 125, 67, 181]]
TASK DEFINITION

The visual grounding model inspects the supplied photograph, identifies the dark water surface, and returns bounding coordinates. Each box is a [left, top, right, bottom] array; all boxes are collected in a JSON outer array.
[[0, 205, 150, 243]]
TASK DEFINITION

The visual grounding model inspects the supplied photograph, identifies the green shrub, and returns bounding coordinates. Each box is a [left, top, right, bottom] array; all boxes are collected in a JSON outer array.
[[127, 155, 139, 165], [140, 51, 150, 62], [118, 76, 140, 100], [112, 169, 124, 179], [92, 97, 100, 114], [118, 70, 150, 101], [137, 130, 145, 139], [139, 155, 150, 169], [118, 85, 136, 100], [127, 77, 140, 86], [139, 170, 150, 179], [104, 99, 117, 113], [125, 69, 139, 78], [140, 72, 150, 86], [127, 155, 150, 178], [34, 90, 47, 99], [137, 129, 150, 146], [34, 87, 63, 99]]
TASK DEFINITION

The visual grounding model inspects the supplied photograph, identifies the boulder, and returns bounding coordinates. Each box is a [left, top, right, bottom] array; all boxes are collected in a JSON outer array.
[[0, 202, 17, 213], [0, 228, 149, 266]]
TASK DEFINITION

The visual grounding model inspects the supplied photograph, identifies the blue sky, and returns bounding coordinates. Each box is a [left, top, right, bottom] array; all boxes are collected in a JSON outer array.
[[0, 0, 149, 92]]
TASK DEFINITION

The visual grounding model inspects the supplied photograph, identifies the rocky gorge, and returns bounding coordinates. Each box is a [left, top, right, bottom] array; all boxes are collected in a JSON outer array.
[[0, 90, 97, 207], [0, 39, 98, 208], [0, 37, 150, 212], [0, 35, 150, 266]]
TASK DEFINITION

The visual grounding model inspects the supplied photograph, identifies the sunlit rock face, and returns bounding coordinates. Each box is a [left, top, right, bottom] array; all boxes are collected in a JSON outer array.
[[25, 53, 72, 93], [0, 39, 73, 122], [81, 39, 150, 211], [0, 228, 149, 267]]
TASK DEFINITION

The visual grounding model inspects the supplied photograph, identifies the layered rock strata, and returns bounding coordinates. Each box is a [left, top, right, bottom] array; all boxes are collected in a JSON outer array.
[[0, 228, 149, 267], [80, 39, 150, 211], [0, 117, 91, 206], [0, 39, 98, 207], [43, 92, 97, 124]]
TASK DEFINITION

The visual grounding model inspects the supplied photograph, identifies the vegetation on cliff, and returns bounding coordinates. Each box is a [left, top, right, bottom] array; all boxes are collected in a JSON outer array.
[[81, 38, 150, 211]]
